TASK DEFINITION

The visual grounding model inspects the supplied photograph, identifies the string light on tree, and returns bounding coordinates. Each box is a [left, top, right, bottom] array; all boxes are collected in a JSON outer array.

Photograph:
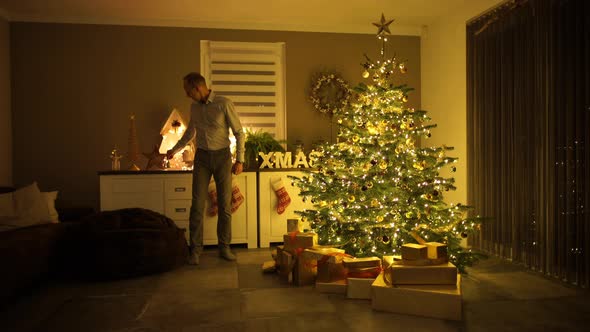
[[290, 14, 484, 273]]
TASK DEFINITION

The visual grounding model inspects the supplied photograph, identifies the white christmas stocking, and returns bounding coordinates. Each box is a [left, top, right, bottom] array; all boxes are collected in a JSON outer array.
[[271, 177, 291, 215]]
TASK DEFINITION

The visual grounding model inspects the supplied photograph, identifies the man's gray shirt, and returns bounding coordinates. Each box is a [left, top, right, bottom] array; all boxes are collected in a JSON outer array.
[[171, 91, 245, 163]]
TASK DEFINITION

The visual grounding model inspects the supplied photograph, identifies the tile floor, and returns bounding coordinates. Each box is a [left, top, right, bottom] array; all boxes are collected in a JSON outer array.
[[1, 247, 589, 332]]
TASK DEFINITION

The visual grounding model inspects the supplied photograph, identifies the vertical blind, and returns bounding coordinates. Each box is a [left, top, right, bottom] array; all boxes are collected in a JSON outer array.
[[467, 0, 589, 287], [200, 41, 287, 139]]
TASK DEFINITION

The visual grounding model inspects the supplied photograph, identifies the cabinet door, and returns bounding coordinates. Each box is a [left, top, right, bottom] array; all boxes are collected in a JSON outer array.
[[258, 171, 314, 247], [202, 172, 257, 248]]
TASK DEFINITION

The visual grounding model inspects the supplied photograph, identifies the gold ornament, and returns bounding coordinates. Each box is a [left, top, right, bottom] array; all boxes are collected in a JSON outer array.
[[402, 95, 409, 102], [376, 215, 384, 222], [348, 195, 356, 202], [362, 70, 370, 78], [399, 63, 407, 73], [371, 199, 380, 207], [352, 135, 360, 143], [366, 182, 373, 188], [379, 161, 388, 170]]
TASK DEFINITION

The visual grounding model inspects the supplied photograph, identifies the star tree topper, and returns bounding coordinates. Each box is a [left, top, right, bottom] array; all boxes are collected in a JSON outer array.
[[372, 13, 395, 36]]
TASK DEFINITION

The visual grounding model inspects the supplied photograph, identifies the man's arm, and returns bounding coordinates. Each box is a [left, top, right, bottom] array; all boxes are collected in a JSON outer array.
[[225, 100, 245, 175], [226, 101, 245, 164], [166, 115, 196, 160]]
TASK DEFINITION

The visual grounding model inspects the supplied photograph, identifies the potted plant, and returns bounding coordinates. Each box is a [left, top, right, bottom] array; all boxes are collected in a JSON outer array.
[[244, 129, 286, 170]]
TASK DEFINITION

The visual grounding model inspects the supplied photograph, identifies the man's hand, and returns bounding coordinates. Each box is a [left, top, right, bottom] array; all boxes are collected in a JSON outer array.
[[166, 149, 175, 160], [232, 161, 243, 175]]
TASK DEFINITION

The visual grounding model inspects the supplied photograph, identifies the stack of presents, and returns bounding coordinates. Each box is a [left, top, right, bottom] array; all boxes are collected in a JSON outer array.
[[265, 220, 462, 321]]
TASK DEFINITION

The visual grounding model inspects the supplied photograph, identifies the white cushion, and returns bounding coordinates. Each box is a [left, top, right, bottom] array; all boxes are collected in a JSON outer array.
[[0, 192, 16, 217], [43, 191, 60, 223], [13, 182, 51, 226]]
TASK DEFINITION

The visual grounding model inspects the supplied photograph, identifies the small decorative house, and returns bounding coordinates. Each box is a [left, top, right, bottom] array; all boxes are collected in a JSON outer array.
[[159, 108, 195, 169]]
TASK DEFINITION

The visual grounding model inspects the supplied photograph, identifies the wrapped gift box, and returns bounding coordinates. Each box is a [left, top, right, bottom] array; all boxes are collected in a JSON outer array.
[[315, 279, 347, 294], [383, 255, 447, 267], [387, 261, 458, 285], [293, 251, 317, 286], [346, 266, 382, 279], [304, 247, 348, 283], [342, 256, 382, 269], [371, 272, 462, 321], [347, 277, 376, 299], [317, 261, 347, 283], [401, 243, 428, 260], [425, 242, 448, 259], [278, 249, 294, 283], [283, 232, 318, 254], [287, 219, 302, 232]]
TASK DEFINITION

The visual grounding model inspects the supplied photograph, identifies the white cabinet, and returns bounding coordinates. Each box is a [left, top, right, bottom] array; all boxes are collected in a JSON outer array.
[[258, 170, 314, 247], [99, 171, 257, 248]]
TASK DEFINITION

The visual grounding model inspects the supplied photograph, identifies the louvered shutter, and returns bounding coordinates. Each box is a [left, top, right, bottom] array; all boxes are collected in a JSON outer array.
[[200, 41, 286, 140]]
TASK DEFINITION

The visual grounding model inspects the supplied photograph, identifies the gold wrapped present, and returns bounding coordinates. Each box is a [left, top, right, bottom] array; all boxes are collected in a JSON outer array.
[[293, 251, 317, 286], [261, 260, 277, 273], [425, 242, 448, 259], [283, 232, 318, 254], [347, 277, 376, 299], [384, 255, 448, 266], [371, 272, 462, 321], [385, 261, 458, 285], [304, 247, 349, 283], [303, 246, 346, 261], [278, 249, 294, 283], [342, 256, 382, 269], [401, 243, 428, 260], [287, 219, 302, 232]]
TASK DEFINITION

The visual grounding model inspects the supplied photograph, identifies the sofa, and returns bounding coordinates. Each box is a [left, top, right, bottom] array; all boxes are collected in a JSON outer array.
[[0, 184, 188, 307]]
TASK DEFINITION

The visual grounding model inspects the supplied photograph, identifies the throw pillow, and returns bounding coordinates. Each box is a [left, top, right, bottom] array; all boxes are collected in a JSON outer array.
[[13, 182, 51, 226], [0, 192, 15, 217], [43, 191, 59, 223]]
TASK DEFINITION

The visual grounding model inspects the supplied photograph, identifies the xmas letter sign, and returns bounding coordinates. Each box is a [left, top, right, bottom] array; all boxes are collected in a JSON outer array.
[[258, 151, 320, 169]]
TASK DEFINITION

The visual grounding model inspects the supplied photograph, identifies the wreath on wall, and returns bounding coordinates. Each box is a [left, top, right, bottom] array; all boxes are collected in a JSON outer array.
[[309, 73, 352, 116]]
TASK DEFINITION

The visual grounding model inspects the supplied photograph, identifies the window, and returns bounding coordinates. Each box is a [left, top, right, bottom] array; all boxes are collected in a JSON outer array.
[[200, 40, 287, 140]]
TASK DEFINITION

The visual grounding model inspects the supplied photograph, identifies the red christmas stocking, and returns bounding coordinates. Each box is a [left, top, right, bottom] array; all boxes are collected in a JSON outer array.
[[231, 177, 244, 213], [208, 178, 244, 216], [207, 180, 218, 217], [272, 177, 291, 215]]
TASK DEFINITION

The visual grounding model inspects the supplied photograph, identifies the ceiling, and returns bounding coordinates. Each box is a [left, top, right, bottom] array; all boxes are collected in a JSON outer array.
[[0, 0, 502, 36]]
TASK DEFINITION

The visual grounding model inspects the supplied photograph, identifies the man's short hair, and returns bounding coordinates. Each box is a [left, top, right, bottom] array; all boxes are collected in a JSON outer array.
[[184, 72, 207, 88]]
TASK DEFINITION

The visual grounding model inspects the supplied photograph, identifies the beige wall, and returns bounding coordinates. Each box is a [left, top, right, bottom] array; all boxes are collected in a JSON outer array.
[[0, 16, 10, 187], [420, 0, 501, 205], [10, 22, 420, 209]]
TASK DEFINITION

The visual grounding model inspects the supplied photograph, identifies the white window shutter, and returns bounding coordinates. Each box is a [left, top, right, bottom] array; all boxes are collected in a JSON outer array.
[[200, 40, 287, 141]]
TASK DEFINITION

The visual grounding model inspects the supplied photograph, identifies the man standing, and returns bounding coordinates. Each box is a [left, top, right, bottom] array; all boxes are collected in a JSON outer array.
[[167, 72, 245, 265]]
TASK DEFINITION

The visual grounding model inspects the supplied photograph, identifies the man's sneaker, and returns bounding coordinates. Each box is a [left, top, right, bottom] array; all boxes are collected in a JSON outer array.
[[188, 251, 199, 265], [219, 247, 237, 261]]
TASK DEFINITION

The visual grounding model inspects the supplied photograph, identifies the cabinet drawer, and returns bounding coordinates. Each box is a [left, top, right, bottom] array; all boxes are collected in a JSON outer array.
[[165, 179, 192, 200], [165, 200, 192, 220]]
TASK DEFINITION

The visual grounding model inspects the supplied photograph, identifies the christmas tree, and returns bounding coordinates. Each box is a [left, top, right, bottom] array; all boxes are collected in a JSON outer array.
[[290, 14, 482, 272]]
